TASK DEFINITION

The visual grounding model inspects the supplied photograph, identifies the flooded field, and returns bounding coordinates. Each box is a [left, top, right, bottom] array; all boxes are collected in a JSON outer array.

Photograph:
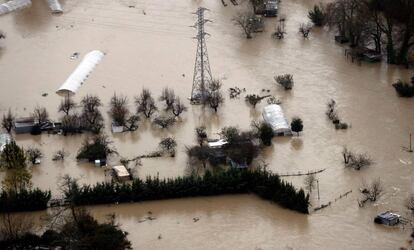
[[0, 0, 413, 249]]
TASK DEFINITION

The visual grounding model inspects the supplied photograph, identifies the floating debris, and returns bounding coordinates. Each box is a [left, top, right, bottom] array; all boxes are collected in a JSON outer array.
[[193, 217, 199, 222], [42, 93, 48, 97], [158, 234, 162, 240], [70, 52, 80, 60]]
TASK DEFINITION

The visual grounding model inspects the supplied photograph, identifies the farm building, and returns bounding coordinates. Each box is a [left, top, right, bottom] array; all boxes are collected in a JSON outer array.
[[262, 104, 292, 136], [112, 165, 131, 182]]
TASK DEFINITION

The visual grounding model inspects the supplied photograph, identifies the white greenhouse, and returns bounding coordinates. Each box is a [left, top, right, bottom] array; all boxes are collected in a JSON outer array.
[[262, 104, 292, 136], [56, 50, 105, 95], [47, 0, 63, 13], [0, 0, 31, 16]]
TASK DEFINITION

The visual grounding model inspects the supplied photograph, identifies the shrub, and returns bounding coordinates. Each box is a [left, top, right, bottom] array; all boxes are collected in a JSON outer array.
[[77, 134, 117, 162], [308, 4, 325, 26], [392, 79, 414, 97], [0, 188, 51, 212], [275, 74, 294, 89], [291, 117, 304, 135]]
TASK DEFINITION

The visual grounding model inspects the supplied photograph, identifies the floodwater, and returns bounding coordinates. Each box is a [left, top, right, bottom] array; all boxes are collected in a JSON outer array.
[[0, 0, 413, 249]]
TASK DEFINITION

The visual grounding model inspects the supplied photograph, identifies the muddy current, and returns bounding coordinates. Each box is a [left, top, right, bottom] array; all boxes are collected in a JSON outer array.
[[0, 0, 413, 249]]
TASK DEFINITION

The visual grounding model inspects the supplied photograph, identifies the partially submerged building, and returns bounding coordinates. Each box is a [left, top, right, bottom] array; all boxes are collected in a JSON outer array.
[[263, 0, 278, 17], [262, 104, 292, 136], [0, 0, 31, 16], [14, 117, 35, 134], [112, 165, 131, 182]]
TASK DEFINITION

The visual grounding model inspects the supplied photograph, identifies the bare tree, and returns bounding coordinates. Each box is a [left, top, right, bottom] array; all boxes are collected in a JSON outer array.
[[80, 95, 104, 134], [304, 174, 316, 193], [233, 12, 255, 39], [359, 178, 383, 207], [32, 106, 49, 125], [1, 109, 14, 133], [61, 113, 82, 135], [52, 149, 67, 161], [25, 147, 42, 165], [172, 97, 187, 117], [109, 93, 129, 126], [275, 74, 294, 89], [245, 94, 270, 108], [207, 79, 224, 112], [195, 126, 207, 146], [159, 137, 177, 156], [124, 115, 140, 131], [153, 116, 176, 128], [159, 88, 176, 110], [0, 212, 34, 242], [186, 145, 210, 168], [135, 89, 158, 118], [342, 146, 373, 170], [406, 194, 414, 213], [58, 96, 76, 116]]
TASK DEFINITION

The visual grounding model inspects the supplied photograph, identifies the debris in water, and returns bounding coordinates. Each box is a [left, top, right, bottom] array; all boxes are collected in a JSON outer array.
[[42, 93, 48, 97], [158, 234, 162, 240], [182, 73, 185, 77], [128, 5, 135, 8], [193, 217, 199, 222], [70, 52, 80, 60], [142, 10, 146, 15], [148, 211, 152, 215]]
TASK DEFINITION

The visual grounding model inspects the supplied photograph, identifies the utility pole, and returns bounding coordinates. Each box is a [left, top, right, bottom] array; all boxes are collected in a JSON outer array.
[[191, 7, 213, 104], [317, 179, 320, 200], [409, 133, 413, 152]]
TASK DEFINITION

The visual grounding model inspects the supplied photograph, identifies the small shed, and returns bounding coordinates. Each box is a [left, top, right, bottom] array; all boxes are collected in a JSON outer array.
[[14, 117, 35, 134], [262, 104, 292, 136], [0, 133, 11, 152], [112, 165, 130, 182], [374, 212, 400, 226]]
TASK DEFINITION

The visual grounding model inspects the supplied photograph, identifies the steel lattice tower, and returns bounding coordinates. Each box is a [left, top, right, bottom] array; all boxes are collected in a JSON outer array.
[[191, 7, 212, 104]]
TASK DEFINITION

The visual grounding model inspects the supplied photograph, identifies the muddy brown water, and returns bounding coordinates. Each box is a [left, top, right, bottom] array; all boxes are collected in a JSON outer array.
[[0, 0, 413, 249]]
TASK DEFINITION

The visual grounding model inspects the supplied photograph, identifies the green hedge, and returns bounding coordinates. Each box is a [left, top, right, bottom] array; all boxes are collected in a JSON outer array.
[[71, 169, 309, 214], [0, 188, 51, 213]]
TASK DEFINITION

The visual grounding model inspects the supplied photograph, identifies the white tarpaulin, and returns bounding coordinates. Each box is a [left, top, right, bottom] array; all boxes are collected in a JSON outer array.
[[0, 0, 31, 16], [262, 104, 292, 135], [47, 0, 62, 13], [57, 50, 105, 95]]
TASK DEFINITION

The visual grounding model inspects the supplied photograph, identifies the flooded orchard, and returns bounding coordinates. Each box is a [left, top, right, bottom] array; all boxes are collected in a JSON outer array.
[[0, 0, 414, 249]]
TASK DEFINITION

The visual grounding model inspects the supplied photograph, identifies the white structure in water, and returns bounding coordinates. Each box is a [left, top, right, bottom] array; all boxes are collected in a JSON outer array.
[[57, 50, 105, 95], [0, 0, 31, 16], [0, 133, 11, 152], [47, 0, 62, 13], [112, 165, 130, 182], [262, 104, 292, 136]]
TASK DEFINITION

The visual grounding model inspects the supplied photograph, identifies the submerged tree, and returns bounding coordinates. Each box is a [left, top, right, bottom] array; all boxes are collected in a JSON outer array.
[[172, 97, 188, 117], [195, 126, 207, 146], [245, 94, 270, 108], [159, 88, 176, 110], [32, 106, 49, 125], [159, 137, 177, 156], [80, 95, 104, 134], [342, 146, 373, 170], [308, 4, 326, 27], [135, 88, 158, 118], [359, 178, 383, 207], [76, 134, 117, 162], [1, 109, 14, 134], [233, 12, 255, 39], [291, 117, 304, 136], [304, 174, 317, 193], [0, 140, 26, 170], [206, 79, 224, 112], [109, 93, 129, 126], [58, 96, 76, 116], [152, 116, 176, 129], [252, 121, 274, 146], [25, 147, 42, 165], [61, 113, 82, 135], [275, 74, 294, 90]]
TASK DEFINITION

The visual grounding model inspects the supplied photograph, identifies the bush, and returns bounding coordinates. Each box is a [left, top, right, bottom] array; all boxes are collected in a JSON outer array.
[[77, 134, 117, 162], [275, 74, 294, 89], [392, 79, 414, 97], [291, 117, 303, 135], [308, 4, 325, 26]]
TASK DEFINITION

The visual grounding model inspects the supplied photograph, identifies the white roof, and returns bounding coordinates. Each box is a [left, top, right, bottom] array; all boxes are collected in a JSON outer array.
[[56, 50, 104, 95], [262, 104, 291, 133], [0, 0, 32, 16], [47, 0, 62, 13], [112, 165, 130, 177], [208, 139, 228, 148]]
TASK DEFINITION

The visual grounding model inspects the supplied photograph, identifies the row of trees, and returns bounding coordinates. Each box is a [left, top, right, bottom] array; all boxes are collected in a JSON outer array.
[[0, 188, 51, 213], [309, 0, 414, 66], [65, 168, 309, 214]]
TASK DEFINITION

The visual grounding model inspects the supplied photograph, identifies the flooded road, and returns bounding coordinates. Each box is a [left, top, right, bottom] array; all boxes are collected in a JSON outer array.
[[0, 0, 414, 249]]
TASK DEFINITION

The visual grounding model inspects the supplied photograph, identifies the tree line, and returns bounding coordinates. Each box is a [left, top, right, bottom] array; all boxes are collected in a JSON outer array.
[[66, 168, 310, 214], [309, 0, 414, 66]]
